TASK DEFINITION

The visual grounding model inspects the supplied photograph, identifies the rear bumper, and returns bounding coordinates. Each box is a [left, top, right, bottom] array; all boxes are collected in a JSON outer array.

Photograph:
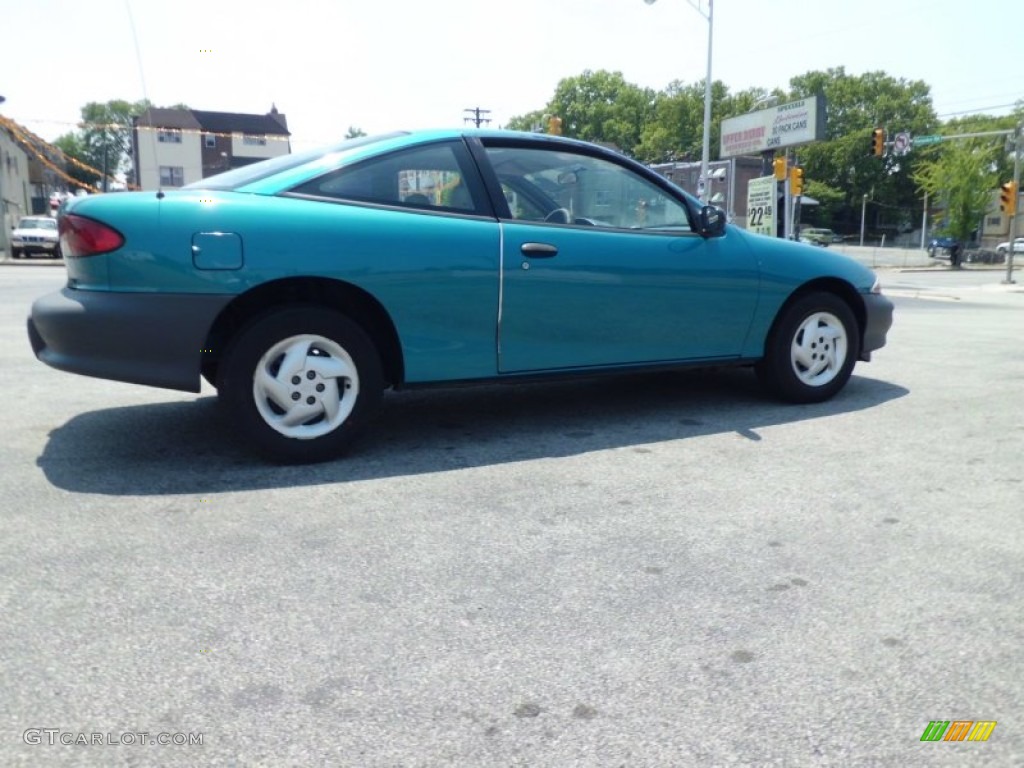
[[28, 287, 232, 392], [860, 292, 894, 361]]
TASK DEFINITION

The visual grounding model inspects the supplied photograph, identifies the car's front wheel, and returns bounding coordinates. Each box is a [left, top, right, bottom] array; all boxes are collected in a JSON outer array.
[[11, 248, 21, 259], [217, 306, 384, 462], [757, 292, 858, 403]]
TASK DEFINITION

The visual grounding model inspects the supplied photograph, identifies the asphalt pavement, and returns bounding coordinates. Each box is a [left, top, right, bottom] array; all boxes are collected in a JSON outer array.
[[1, 264, 1021, 767]]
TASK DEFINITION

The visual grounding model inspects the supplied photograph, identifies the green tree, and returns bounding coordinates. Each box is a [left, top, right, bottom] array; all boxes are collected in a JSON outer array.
[[942, 110, 1022, 183], [53, 132, 101, 190], [634, 82, 786, 164], [914, 140, 997, 244], [344, 126, 367, 139], [78, 99, 155, 186], [801, 180, 846, 227], [57, 99, 190, 188], [786, 68, 938, 232], [635, 79, 708, 163], [506, 109, 547, 133], [509, 70, 656, 156]]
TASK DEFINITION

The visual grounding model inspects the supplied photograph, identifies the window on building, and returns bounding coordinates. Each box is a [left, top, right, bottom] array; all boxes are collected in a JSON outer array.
[[157, 129, 183, 143], [242, 135, 267, 146], [987, 216, 1002, 226], [204, 133, 216, 148], [159, 166, 185, 187]]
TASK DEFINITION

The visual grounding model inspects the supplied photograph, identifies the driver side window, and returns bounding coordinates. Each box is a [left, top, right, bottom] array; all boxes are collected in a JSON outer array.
[[484, 146, 693, 232]]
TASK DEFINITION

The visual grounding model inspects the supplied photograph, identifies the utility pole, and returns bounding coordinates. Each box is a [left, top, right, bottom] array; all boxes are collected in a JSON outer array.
[[102, 132, 109, 193], [860, 194, 868, 247], [920, 191, 928, 250], [463, 107, 491, 129], [783, 148, 793, 241], [1004, 124, 1021, 285]]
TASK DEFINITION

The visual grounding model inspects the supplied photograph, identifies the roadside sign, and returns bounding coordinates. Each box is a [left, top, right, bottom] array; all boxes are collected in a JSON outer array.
[[720, 95, 827, 157], [914, 134, 943, 147], [746, 176, 776, 237], [893, 132, 911, 155]]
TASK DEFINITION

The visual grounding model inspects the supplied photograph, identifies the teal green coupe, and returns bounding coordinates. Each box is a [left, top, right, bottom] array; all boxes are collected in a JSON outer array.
[[28, 130, 893, 462]]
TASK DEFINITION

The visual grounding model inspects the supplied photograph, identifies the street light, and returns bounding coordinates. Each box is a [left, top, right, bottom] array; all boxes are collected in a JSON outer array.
[[644, 0, 714, 204]]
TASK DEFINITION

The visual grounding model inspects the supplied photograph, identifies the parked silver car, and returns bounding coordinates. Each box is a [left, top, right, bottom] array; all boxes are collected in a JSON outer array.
[[996, 237, 1024, 255]]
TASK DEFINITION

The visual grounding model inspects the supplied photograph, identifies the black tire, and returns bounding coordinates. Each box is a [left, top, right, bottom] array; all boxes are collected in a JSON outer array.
[[11, 248, 21, 259], [217, 306, 384, 463], [757, 292, 858, 403]]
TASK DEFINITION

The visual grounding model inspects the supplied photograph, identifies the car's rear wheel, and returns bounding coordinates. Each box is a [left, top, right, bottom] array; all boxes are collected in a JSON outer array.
[[757, 292, 858, 403], [217, 306, 384, 463]]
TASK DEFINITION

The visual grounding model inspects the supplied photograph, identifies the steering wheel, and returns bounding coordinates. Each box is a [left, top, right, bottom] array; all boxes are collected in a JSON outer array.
[[544, 208, 571, 224]]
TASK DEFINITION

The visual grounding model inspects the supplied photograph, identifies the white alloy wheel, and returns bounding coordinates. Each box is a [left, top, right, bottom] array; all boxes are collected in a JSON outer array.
[[789, 311, 848, 388], [252, 334, 359, 439]]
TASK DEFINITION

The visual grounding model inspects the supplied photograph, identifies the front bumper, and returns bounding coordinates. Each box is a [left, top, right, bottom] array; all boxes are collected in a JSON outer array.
[[28, 287, 232, 392], [13, 239, 59, 254], [859, 292, 894, 361]]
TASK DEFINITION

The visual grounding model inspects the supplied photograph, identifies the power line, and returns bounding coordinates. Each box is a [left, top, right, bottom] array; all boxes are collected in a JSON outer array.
[[937, 103, 1020, 118]]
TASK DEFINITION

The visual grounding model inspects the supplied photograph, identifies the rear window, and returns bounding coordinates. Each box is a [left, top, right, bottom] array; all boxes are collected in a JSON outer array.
[[186, 133, 406, 191]]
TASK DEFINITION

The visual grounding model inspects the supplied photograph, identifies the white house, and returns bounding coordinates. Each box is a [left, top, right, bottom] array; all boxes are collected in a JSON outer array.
[[132, 106, 291, 191], [0, 118, 38, 254]]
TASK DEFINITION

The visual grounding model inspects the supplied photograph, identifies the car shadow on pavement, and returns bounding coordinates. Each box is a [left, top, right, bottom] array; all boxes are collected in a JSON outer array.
[[36, 367, 908, 496]]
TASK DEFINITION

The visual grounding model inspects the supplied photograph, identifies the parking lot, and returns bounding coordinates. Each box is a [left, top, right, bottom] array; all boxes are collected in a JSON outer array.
[[2, 262, 1022, 766]]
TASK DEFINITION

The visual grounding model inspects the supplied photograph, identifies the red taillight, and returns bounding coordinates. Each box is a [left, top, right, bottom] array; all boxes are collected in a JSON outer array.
[[58, 214, 124, 258]]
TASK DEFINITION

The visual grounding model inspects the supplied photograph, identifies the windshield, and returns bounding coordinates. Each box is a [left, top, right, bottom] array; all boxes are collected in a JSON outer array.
[[18, 218, 57, 230], [185, 133, 406, 191]]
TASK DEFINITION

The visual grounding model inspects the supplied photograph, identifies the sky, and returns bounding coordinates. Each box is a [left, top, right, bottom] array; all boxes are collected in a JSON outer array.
[[1, 0, 1021, 153]]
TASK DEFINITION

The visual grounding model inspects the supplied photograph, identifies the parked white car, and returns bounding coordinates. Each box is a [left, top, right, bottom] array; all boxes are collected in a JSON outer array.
[[10, 216, 61, 259], [995, 237, 1024, 255]]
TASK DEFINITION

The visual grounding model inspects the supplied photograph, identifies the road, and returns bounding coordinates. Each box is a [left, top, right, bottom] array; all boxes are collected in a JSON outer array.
[[1, 262, 1022, 766]]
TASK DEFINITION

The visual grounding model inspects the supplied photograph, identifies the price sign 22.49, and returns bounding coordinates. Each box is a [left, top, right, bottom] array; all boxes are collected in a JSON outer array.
[[746, 176, 776, 237], [749, 204, 773, 229]]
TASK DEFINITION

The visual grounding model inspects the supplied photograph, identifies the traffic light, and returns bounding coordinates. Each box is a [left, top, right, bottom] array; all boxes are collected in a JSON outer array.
[[1000, 180, 1018, 215], [773, 156, 787, 181], [870, 128, 885, 157], [789, 166, 805, 196], [547, 116, 562, 135]]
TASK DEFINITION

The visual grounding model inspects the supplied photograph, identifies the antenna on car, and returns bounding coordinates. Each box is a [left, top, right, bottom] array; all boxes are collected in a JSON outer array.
[[125, 0, 162, 195]]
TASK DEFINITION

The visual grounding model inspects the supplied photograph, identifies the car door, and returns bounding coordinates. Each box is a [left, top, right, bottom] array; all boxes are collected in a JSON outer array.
[[285, 139, 501, 383], [476, 141, 760, 373]]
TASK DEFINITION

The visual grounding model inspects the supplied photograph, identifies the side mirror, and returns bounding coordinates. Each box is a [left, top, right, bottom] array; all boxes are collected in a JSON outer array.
[[699, 205, 726, 238]]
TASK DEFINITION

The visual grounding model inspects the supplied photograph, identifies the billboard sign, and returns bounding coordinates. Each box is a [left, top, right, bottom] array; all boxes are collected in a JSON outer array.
[[720, 96, 826, 158]]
